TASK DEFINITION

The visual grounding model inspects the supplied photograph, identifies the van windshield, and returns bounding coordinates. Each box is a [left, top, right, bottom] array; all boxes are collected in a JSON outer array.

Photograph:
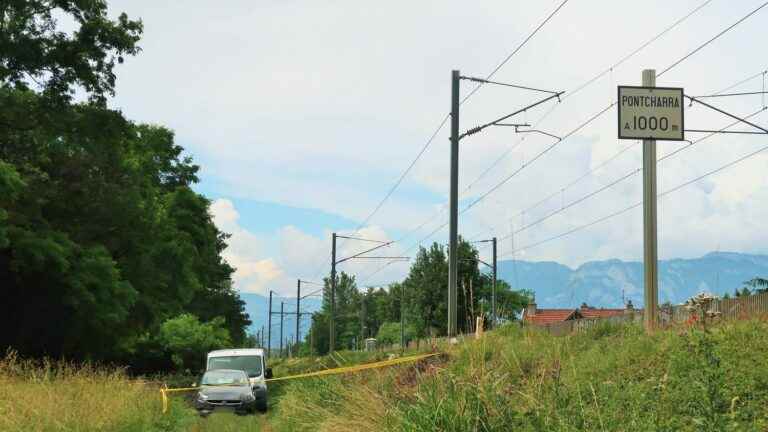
[[201, 370, 249, 386], [207, 355, 263, 377]]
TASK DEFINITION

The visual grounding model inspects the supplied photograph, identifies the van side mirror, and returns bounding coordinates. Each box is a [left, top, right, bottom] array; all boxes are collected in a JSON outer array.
[[265, 368, 273, 379]]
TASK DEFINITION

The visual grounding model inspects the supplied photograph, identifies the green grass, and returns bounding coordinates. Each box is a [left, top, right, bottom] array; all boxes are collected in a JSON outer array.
[[9, 320, 768, 431], [260, 319, 768, 431]]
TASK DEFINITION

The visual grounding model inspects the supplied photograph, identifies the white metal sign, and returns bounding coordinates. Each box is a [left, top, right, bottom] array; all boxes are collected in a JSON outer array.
[[618, 86, 684, 141]]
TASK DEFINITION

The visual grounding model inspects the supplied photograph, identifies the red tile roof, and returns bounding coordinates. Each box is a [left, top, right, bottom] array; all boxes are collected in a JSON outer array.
[[525, 309, 577, 324]]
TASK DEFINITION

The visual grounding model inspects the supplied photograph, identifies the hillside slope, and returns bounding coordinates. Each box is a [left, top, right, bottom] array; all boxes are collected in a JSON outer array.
[[268, 319, 768, 431]]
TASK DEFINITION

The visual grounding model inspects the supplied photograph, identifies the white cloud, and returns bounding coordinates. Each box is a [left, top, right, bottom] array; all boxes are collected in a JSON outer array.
[[210, 199, 409, 295], [109, 0, 768, 275], [211, 199, 290, 295]]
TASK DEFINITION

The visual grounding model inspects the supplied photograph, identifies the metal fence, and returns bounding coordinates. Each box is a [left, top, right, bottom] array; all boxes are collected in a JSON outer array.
[[661, 290, 768, 324], [533, 291, 768, 336]]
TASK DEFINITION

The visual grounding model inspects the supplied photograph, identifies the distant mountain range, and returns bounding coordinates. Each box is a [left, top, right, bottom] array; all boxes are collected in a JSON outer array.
[[498, 252, 768, 309], [239, 252, 768, 345]]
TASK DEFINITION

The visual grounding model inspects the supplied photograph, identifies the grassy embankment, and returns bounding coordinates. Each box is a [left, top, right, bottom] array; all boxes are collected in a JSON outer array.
[[267, 319, 768, 431], [5, 319, 768, 431]]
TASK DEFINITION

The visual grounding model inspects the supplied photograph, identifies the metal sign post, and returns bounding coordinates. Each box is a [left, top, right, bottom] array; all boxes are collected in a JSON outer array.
[[641, 69, 659, 332], [618, 70, 684, 331]]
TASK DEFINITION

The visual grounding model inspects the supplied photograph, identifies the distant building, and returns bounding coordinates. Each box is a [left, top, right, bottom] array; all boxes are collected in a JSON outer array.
[[522, 299, 634, 325]]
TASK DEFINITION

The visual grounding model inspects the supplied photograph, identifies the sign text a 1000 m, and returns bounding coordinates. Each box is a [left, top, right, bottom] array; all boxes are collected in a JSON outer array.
[[618, 86, 684, 141]]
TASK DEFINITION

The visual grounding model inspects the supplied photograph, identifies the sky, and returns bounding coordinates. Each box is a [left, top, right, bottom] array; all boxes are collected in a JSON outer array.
[[104, 0, 768, 297]]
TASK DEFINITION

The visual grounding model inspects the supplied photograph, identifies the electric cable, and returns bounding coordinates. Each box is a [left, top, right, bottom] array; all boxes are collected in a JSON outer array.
[[504, 119, 768, 256], [466, 68, 768, 242], [458, 0, 714, 198], [657, 1, 768, 77], [460, 0, 572, 104]]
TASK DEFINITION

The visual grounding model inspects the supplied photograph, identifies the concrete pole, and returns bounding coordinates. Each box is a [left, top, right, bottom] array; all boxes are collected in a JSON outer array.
[[267, 291, 272, 357], [309, 326, 314, 355], [642, 69, 659, 331], [400, 285, 405, 352], [492, 236, 497, 326], [448, 70, 460, 339], [280, 301, 284, 357], [296, 279, 301, 347], [330, 233, 337, 352], [361, 293, 366, 349]]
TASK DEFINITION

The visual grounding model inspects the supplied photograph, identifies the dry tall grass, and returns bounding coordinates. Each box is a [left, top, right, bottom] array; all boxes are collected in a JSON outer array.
[[0, 351, 189, 432]]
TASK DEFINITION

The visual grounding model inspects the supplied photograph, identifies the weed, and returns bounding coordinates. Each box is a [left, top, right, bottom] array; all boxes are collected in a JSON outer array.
[[0, 351, 193, 431]]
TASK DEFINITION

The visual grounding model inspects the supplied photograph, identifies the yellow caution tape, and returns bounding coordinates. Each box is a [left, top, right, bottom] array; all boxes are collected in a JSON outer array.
[[159, 352, 441, 413], [265, 352, 440, 382], [160, 385, 208, 413]]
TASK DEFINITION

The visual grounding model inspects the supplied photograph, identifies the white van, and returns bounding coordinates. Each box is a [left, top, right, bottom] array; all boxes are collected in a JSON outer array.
[[205, 348, 272, 412]]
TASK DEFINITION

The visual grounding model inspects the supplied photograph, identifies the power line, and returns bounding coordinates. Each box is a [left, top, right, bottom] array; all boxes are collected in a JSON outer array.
[[358, 218, 449, 285], [352, 115, 450, 235], [304, 0, 573, 283], [506, 168, 641, 238], [466, 120, 768, 275], [464, 66, 768, 242], [304, 116, 448, 281], [363, 102, 620, 280], [660, 108, 766, 161], [350, 0, 726, 287], [462, 76, 561, 94], [499, 107, 766, 241], [711, 69, 768, 95], [460, 0, 572, 104], [335, 235, 389, 243], [359, 0, 570, 228], [694, 91, 768, 99], [340, 0, 573, 238], [459, 103, 616, 216], [658, 1, 768, 77], [516, 141, 639, 219], [458, 0, 714, 197], [504, 119, 768, 256], [354, 3, 575, 284], [568, 0, 714, 100], [462, 139, 639, 243]]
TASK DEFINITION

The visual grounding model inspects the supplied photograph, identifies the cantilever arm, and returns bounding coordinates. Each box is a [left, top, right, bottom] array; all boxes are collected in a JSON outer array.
[[685, 94, 768, 134]]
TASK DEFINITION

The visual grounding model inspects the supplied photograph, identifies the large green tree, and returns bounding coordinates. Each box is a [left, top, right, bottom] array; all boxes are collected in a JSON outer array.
[[0, 0, 143, 103], [0, 1, 249, 368]]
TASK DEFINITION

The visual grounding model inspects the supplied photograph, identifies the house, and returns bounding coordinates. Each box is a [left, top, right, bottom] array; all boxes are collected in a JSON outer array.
[[522, 299, 634, 325]]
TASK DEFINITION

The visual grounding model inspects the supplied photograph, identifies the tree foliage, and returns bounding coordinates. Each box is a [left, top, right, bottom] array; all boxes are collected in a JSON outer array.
[[376, 321, 417, 346], [0, 1, 249, 371], [744, 277, 768, 294], [0, 0, 143, 103], [305, 239, 531, 355], [157, 314, 231, 371]]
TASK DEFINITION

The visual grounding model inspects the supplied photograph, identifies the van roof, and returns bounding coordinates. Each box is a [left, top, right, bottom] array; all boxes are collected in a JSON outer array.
[[207, 348, 265, 358]]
